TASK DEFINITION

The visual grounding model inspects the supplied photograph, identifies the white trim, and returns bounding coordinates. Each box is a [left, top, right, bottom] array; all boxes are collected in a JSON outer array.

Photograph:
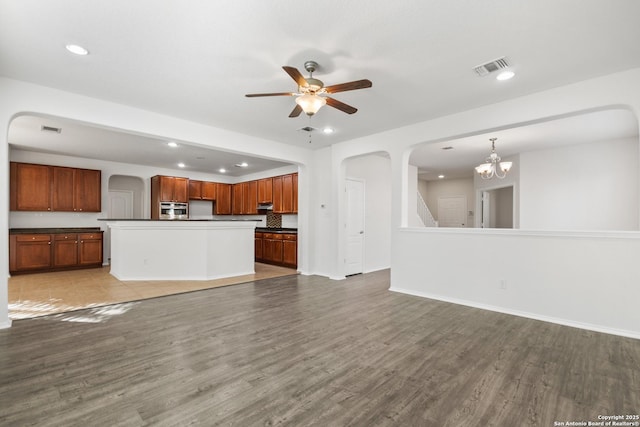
[[398, 226, 640, 240], [0, 320, 12, 329], [390, 286, 640, 340]]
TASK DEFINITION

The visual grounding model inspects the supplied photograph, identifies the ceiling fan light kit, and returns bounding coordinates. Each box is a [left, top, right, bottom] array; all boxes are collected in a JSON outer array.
[[245, 60, 372, 117]]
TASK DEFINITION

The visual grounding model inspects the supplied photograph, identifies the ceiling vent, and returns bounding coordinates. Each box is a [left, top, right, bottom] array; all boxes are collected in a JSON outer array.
[[41, 125, 62, 133], [298, 126, 317, 133], [473, 57, 510, 77]]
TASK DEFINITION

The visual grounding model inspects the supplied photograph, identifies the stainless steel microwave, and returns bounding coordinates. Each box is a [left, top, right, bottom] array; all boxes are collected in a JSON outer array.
[[159, 202, 188, 219]]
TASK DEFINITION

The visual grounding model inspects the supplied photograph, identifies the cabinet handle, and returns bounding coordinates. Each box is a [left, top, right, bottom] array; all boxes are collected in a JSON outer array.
[[80, 241, 83, 244], [47, 208, 51, 211], [48, 242, 51, 245]]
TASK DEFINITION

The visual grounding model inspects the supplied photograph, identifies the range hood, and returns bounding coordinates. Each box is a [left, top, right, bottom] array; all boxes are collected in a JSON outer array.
[[257, 203, 273, 210]]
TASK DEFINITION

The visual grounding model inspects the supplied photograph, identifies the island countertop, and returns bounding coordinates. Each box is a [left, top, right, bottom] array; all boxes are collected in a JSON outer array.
[[104, 219, 256, 281]]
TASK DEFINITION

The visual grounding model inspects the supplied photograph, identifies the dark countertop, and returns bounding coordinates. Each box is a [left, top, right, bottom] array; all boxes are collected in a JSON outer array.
[[255, 227, 297, 234], [10, 227, 102, 234], [98, 218, 262, 222]]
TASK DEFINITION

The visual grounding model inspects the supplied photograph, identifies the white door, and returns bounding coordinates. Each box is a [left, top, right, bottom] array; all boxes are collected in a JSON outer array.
[[345, 178, 365, 276], [437, 196, 467, 227], [108, 190, 134, 219]]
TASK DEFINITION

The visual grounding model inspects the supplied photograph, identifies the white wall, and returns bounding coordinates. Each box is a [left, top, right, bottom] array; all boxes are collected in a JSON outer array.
[[520, 137, 639, 231], [345, 154, 391, 273], [419, 177, 475, 227], [391, 228, 640, 339]]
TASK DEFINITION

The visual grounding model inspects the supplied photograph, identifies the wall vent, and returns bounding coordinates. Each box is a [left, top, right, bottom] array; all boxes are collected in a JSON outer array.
[[473, 57, 510, 77], [41, 125, 62, 133]]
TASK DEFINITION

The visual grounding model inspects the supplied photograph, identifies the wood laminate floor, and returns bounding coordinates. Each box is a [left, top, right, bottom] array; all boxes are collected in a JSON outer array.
[[1, 270, 639, 426], [8, 263, 297, 320]]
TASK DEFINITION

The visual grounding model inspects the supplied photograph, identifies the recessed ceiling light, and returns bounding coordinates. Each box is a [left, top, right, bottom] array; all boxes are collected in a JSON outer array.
[[65, 44, 89, 56], [167, 141, 178, 148], [323, 127, 334, 134], [177, 163, 185, 168], [219, 168, 226, 173], [235, 162, 248, 168], [496, 70, 515, 81], [438, 174, 445, 179]]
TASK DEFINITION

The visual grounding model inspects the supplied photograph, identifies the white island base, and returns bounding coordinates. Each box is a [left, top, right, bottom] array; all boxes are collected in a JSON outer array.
[[105, 220, 257, 281]]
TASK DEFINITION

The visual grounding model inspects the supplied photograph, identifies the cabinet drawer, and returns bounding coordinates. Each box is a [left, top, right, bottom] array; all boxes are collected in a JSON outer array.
[[79, 233, 102, 240], [263, 233, 283, 240], [15, 234, 51, 242], [255, 232, 264, 238], [54, 233, 78, 241], [282, 233, 297, 241]]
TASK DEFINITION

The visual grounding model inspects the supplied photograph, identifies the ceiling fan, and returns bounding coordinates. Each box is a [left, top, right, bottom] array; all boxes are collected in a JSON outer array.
[[245, 60, 373, 117]]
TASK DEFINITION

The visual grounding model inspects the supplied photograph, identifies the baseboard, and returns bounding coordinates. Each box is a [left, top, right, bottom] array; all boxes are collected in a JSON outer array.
[[0, 319, 13, 329], [390, 286, 640, 340]]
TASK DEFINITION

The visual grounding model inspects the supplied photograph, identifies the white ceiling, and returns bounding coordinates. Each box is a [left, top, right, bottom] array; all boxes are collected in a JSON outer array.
[[2, 0, 640, 174]]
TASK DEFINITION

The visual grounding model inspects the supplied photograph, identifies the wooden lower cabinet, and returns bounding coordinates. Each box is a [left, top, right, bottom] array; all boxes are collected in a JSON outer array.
[[255, 231, 297, 268], [10, 230, 103, 275]]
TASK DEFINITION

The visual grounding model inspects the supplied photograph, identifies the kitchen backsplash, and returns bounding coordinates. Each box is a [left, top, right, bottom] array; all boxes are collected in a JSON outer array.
[[266, 211, 282, 228]]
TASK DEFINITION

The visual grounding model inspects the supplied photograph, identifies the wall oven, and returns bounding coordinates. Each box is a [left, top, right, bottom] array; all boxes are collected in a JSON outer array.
[[159, 202, 188, 219]]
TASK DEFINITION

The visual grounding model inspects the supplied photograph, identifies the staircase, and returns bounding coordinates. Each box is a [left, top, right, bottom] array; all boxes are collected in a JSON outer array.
[[417, 192, 438, 227]]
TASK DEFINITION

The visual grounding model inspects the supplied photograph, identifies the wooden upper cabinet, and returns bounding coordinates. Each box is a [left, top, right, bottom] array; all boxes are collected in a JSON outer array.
[[232, 183, 244, 215], [201, 181, 217, 201], [281, 174, 294, 213], [272, 175, 283, 213], [257, 178, 273, 204], [292, 173, 298, 213], [10, 162, 52, 211], [154, 175, 189, 203], [244, 181, 258, 214], [190, 180, 217, 201], [51, 167, 75, 211], [214, 183, 232, 215], [10, 162, 101, 212], [273, 173, 297, 214], [74, 168, 101, 212], [189, 180, 202, 200]]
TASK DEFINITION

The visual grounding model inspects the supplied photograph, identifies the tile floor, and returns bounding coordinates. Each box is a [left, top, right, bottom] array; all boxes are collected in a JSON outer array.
[[8, 262, 297, 320]]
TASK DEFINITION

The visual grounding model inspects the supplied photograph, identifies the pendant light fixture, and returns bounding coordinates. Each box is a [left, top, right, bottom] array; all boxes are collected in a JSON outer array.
[[475, 138, 512, 179]]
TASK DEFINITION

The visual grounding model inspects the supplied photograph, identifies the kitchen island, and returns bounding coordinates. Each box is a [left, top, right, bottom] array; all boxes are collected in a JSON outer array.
[[101, 219, 258, 281]]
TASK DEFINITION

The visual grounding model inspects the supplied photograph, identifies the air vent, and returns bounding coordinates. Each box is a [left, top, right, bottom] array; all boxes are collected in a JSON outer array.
[[298, 126, 317, 132], [441, 146, 454, 150], [473, 57, 510, 77], [41, 125, 62, 133]]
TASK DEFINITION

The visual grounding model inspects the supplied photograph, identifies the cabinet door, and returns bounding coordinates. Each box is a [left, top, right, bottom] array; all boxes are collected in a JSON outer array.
[[75, 168, 101, 212], [255, 233, 263, 260], [232, 183, 244, 214], [283, 239, 297, 268], [214, 183, 232, 215], [173, 178, 189, 202], [51, 166, 76, 211], [159, 176, 175, 201], [78, 233, 103, 266], [245, 181, 258, 214], [189, 180, 202, 200], [53, 234, 78, 267], [201, 181, 217, 201], [292, 173, 298, 213], [12, 234, 52, 271], [257, 178, 273, 204], [282, 174, 294, 213], [11, 162, 52, 211], [272, 175, 283, 213]]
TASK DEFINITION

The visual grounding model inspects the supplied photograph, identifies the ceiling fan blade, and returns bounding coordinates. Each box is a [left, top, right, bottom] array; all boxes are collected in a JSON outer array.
[[245, 92, 296, 97], [289, 104, 303, 118], [326, 97, 358, 114], [325, 79, 372, 94], [282, 66, 308, 87]]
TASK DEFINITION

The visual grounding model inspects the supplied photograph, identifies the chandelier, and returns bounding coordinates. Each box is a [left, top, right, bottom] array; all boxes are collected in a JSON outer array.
[[475, 137, 512, 179]]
